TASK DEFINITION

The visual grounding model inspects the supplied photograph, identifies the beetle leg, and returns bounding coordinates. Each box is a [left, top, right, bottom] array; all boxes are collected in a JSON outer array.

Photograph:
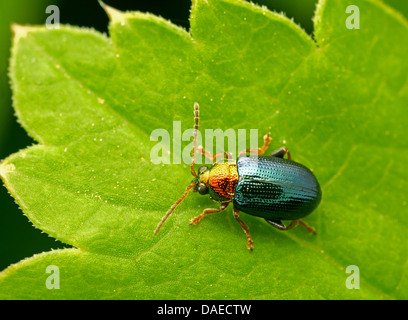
[[264, 219, 287, 230], [298, 219, 316, 235], [281, 219, 299, 230], [190, 202, 229, 225], [213, 151, 232, 162], [197, 146, 232, 163], [239, 132, 272, 157], [233, 207, 254, 251], [269, 147, 292, 160], [197, 146, 213, 163], [265, 218, 316, 234]]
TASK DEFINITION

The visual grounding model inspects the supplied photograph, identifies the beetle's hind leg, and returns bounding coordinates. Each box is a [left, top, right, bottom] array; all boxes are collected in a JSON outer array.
[[265, 219, 316, 235], [190, 202, 229, 225]]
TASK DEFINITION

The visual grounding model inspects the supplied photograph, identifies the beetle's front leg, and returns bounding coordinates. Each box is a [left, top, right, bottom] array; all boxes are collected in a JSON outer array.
[[197, 146, 232, 163], [190, 202, 229, 225], [233, 207, 254, 251], [239, 132, 272, 157]]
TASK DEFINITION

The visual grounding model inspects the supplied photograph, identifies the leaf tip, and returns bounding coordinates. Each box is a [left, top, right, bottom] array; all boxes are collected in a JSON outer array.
[[11, 24, 36, 43], [0, 161, 15, 179], [99, 1, 125, 24]]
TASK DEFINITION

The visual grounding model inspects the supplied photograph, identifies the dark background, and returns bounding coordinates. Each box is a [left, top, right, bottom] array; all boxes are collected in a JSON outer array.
[[0, 0, 407, 271]]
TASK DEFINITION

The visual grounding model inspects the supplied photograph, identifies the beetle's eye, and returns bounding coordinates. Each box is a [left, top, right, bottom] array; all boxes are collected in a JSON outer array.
[[198, 184, 208, 195], [198, 166, 208, 174]]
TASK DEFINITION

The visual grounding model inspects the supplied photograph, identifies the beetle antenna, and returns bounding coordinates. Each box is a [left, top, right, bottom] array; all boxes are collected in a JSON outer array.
[[154, 103, 200, 235], [190, 102, 199, 177], [154, 181, 197, 235]]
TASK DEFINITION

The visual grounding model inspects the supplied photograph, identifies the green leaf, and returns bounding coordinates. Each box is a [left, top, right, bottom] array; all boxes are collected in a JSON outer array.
[[1, 0, 407, 299]]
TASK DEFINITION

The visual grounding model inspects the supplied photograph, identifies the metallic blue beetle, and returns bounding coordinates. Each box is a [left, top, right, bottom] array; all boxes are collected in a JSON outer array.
[[155, 103, 322, 250]]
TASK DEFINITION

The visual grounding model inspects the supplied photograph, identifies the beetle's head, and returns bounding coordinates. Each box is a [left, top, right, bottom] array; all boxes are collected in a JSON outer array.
[[192, 165, 210, 195]]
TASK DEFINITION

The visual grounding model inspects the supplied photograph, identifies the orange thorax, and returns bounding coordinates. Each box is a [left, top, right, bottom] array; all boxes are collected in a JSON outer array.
[[204, 162, 239, 202]]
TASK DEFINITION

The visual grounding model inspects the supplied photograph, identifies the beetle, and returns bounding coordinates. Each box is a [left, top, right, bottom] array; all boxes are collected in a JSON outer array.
[[154, 102, 322, 250]]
